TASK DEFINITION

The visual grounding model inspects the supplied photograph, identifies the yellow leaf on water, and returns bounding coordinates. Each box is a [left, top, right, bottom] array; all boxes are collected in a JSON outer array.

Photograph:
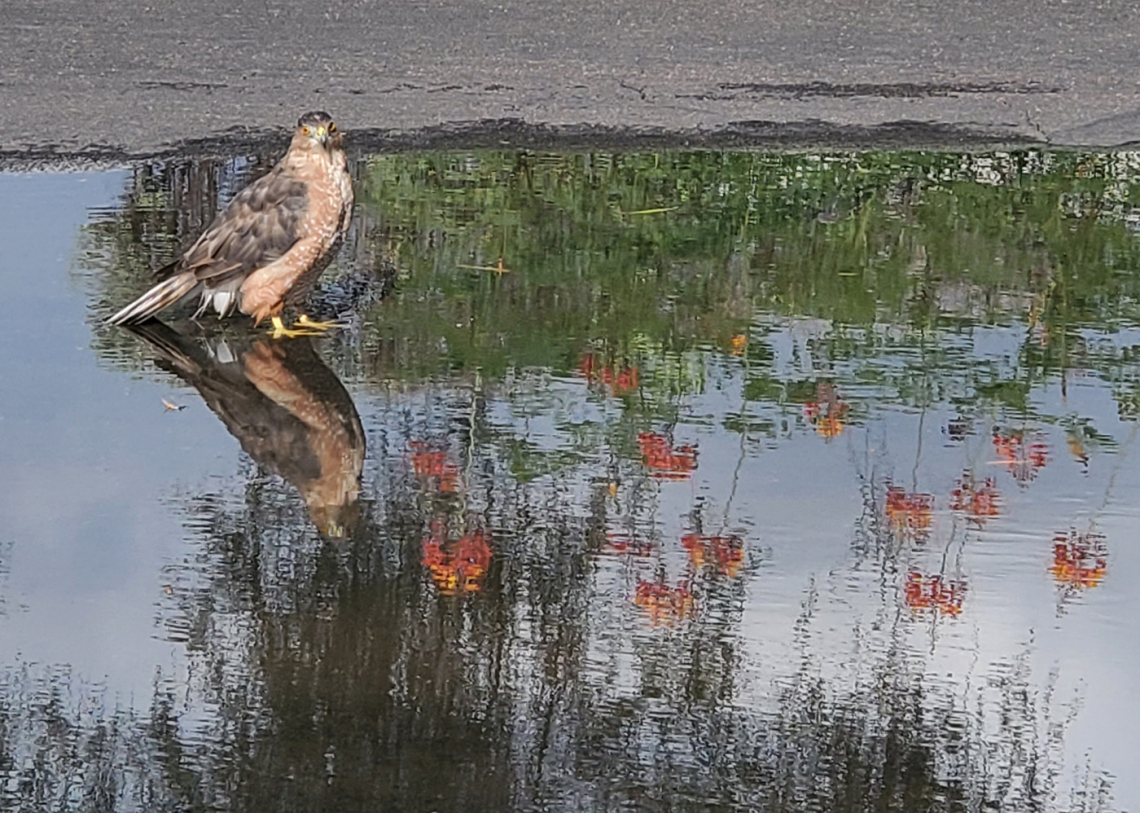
[[457, 257, 512, 274]]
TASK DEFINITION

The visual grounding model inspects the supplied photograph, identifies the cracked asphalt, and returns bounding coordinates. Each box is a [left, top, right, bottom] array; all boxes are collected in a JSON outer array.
[[2, 0, 1139, 157]]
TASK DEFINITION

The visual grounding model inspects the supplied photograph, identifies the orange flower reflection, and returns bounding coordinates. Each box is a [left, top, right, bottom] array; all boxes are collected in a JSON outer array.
[[1050, 529, 1107, 591], [409, 442, 459, 493], [905, 572, 966, 617], [634, 578, 695, 626], [1065, 431, 1090, 468], [682, 533, 744, 577], [638, 433, 698, 480], [728, 334, 748, 356], [803, 382, 849, 440], [949, 473, 1001, 526], [886, 487, 934, 539], [579, 353, 640, 396], [421, 523, 492, 595], [992, 428, 1049, 486]]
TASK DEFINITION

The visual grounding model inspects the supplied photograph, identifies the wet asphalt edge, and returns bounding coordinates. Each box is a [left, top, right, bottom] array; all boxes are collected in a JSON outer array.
[[0, 118, 1058, 171]]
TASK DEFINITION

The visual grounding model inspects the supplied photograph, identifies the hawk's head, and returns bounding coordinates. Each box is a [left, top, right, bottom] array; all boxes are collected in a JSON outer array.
[[292, 111, 342, 153]]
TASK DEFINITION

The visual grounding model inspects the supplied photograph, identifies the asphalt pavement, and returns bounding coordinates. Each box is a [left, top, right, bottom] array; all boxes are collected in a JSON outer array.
[[2, 0, 1139, 157]]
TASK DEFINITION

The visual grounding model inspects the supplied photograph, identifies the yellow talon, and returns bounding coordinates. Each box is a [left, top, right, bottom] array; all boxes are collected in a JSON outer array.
[[268, 315, 322, 339], [296, 314, 342, 331]]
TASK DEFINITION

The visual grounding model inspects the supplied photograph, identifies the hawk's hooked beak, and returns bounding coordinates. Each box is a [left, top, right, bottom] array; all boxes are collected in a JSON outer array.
[[315, 126, 329, 146]]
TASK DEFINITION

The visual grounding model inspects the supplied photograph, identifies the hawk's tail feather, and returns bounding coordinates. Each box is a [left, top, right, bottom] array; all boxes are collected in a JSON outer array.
[[107, 272, 199, 325]]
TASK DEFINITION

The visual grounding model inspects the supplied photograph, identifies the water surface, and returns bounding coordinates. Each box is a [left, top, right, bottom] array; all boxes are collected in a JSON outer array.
[[1, 149, 1139, 811]]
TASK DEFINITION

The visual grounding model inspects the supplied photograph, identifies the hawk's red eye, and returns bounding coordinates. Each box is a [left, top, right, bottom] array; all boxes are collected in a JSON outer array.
[[302, 126, 311, 136], [328, 123, 337, 133]]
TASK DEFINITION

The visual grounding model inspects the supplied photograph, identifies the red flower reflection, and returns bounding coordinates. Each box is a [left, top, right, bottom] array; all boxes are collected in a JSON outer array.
[[579, 353, 640, 396], [1050, 529, 1107, 591], [905, 572, 966, 617], [634, 578, 695, 626], [638, 433, 698, 480], [409, 442, 459, 493], [949, 473, 1001, 526], [421, 523, 493, 595], [803, 382, 849, 440], [886, 487, 934, 539], [682, 533, 745, 577], [992, 428, 1049, 486], [605, 530, 655, 557]]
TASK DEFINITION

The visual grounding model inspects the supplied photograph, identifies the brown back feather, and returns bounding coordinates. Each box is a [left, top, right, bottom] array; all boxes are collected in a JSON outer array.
[[177, 165, 308, 285]]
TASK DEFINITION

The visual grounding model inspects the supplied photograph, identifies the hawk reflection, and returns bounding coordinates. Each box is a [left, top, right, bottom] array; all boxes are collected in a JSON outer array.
[[129, 322, 365, 538]]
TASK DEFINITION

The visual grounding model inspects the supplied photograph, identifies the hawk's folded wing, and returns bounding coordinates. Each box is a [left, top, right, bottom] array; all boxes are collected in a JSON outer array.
[[178, 166, 308, 285]]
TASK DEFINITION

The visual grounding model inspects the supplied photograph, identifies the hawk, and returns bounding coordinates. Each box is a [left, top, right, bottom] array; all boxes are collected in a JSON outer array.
[[108, 111, 354, 338], [128, 321, 365, 538]]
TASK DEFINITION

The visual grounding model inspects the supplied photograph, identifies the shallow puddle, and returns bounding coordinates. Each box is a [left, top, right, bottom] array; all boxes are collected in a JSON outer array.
[[1, 149, 1139, 811]]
